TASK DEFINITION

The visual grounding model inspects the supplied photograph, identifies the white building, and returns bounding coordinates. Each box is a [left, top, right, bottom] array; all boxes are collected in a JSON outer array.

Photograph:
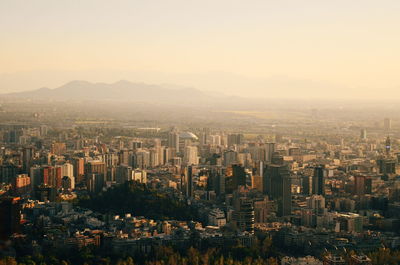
[[184, 146, 198, 165], [132, 169, 147, 184], [134, 149, 150, 169], [60, 162, 75, 189]]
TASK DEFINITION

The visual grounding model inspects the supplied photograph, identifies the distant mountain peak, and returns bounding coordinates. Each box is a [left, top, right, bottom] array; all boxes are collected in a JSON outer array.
[[113, 80, 132, 85], [63, 80, 91, 86], [1, 80, 212, 104], [37, 87, 51, 91]]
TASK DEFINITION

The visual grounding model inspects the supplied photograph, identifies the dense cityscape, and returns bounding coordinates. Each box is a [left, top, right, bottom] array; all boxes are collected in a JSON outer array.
[[3, 1, 400, 264], [0, 100, 399, 265]]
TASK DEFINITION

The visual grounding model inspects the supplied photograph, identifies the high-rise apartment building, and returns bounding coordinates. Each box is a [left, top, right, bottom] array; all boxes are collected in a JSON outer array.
[[72, 157, 85, 184], [227, 133, 244, 147], [184, 146, 198, 165], [12, 174, 31, 195], [134, 149, 150, 169], [223, 150, 238, 166], [232, 196, 255, 234], [168, 129, 180, 151]]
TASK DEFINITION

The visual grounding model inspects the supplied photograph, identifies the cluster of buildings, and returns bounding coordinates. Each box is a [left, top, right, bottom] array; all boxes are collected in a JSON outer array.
[[1, 118, 400, 263]]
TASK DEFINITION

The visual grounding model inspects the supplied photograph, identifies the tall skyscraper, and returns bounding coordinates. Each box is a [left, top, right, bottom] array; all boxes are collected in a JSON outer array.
[[85, 161, 107, 176], [85, 161, 107, 190], [43, 166, 62, 189], [61, 163, 74, 178], [301, 175, 312, 195], [384, 118, 392, 131], [215, 172, 225, 196], [232, 164, 246, 189], [223, 150, 238, 166], [133, 150, 150, 169], [198, 128, 210, 146], [30, 165, 42, 191], [149, 148, 160, 167], [103, 153, 118, 168], [0, 163, 20, 184], [312, 166, 325, 195], [86, 173, 105, 193], [0, 197, 21, 240], [119, 149, 130, 165], [227, 133, 244, 147], [263, 159, 292, 216], [185, 165, 193, 198], [163, 147, 170, 165], [385, 136, 391, 155], [354, 175, 367, 196], [232, 195, 255, 234], [265, 143, 276, 162], [59, 163, 75, 189], [22, 146, 34, 173], [184, 146, 198, 165], [116, 165, 132, 184], [307, 195, 326, 215], [168, 128, 180, 151], [72, 157, 85, 184], [360, 129, 367, 140]]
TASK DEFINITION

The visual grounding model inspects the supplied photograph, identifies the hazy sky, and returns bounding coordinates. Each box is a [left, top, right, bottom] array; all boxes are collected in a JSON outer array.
[[1, 0, 400, 98]]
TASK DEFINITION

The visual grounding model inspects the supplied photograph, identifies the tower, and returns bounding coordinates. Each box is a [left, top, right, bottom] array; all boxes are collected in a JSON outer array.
[[227, 133, 244, 147], [185, 166, 193, 198], [232, 164, 246, 189], [354, 175, 366, 196], [168, 128, 180, 151], [22, 146, 34, 173], [0, 197, 21, 240], [72, 157, 85, 184], [265, 143, 276, 162], [223, 150, 238, 166], [232, 194, 255, 234], [385, 136, 391, 155], [301, 175, 312, 195], [312, 166, 325, 195], [184, 146, 198, 165], [360, 129, 367, 140], [263, 159, 292, 216]]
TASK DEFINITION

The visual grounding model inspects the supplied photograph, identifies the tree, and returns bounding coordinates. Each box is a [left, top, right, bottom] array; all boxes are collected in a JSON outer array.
[[0, 257, 17, 265], [187, 247, 200, 265]]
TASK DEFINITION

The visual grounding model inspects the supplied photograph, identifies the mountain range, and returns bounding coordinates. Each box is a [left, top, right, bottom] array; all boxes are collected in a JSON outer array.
[[1, 80, 213, 104]]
